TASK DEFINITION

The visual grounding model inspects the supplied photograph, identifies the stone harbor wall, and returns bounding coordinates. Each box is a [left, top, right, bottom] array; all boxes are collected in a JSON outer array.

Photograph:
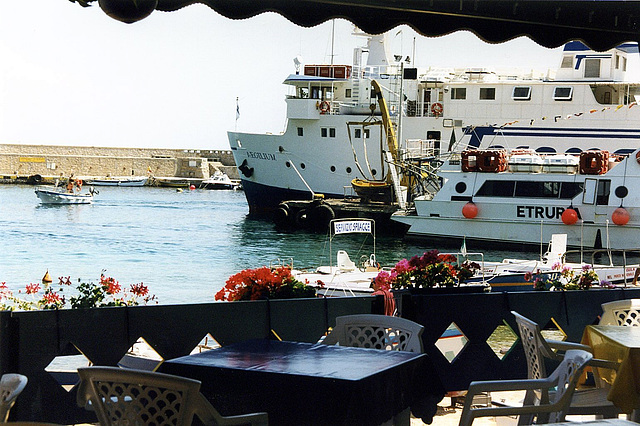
[[0, 144, 237, 180]]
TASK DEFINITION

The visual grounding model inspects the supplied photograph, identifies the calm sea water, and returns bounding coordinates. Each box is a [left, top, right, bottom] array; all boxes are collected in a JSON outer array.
[[0, 184, 535, 305]]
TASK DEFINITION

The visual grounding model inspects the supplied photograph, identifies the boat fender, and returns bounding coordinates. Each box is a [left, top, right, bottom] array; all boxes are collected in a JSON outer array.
[[295, 209, 309, 229], [561, 208, 578, 225], [462, 202, 478, 219], [431, 102, 443, 116], [272, 204, 291, 228], [612, 207, 630, 226], [311, 204, 335, 230], [319, 101, 330, 114]]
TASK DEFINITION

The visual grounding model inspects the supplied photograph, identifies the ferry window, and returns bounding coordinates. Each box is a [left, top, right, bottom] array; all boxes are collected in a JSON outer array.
[[584, 59, 601, 78], [321, 128, 328, 138], [479, 88, 495, 100], [476, 180, 515, 197], [512, 86, 531, 101], [596, 180, 610, 205], [364, 129, 370, 138], [536, 147, 557, 154], [345, 89, 352, 98], [553, 87, 573, 101], [354, 129, 362, 139], [560, 182, 584, 199], [615, 54, 620, 70], [515, 181, 560, 198], [329, 128, 336, 138], [561, 56, 573, 68], [565, 147, 582, 154], [297, 127, 303, 137], [299, 87, 309, 99], [622, 57, 627, 71], [451, 88, 466, 100]]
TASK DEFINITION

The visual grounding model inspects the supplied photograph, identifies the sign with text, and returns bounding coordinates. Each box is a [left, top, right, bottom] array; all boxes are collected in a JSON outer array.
[[333, 220, 372, 235]]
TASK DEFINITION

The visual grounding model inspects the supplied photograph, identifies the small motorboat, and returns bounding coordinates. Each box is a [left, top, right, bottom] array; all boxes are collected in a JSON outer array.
[[200, 171, 238, 190], [83, 176, 148, 186], [35, 186, 96, 204]]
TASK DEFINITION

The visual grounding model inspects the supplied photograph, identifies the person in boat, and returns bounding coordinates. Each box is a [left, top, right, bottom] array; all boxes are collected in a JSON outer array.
[[66, 174, 76, 193]]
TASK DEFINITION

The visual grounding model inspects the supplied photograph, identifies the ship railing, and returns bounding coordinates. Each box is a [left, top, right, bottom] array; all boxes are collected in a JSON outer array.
[[563, 248, 640, 286]]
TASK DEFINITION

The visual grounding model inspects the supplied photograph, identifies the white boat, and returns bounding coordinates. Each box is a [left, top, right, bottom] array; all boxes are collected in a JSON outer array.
[[83, 176, 148, 186], [35, 187, 96, 204], [228, 29, 640, 214], [392, 147, 640, 250], [200, 171, 238, 190]]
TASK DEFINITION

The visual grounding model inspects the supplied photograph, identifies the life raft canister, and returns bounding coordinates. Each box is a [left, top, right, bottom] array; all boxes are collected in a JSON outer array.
[[579, 150, 609, 175]]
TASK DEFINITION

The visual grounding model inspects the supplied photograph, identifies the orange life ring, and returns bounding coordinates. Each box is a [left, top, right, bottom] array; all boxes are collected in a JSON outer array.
[[431, 102, 443, 116], [319, 101, 330, 114]]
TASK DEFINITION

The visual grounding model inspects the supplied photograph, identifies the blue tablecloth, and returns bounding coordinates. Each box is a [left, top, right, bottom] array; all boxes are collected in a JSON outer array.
[[160, 339, 444, 425]]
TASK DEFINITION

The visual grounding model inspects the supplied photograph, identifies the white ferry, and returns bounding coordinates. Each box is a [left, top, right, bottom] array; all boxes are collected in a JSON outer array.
[[228, 31, 640, 214], [392, 148, 640, 250]]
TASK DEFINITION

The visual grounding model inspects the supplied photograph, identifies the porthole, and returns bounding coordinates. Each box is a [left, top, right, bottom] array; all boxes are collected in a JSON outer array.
[[330, 166, 336, 172], [300, 163, 306, 169], [372, 169, 377, 176], [285, 162, 291, 168], [455, 182, 467, 194], [346, 167, 352, 174], [615, 186, 629, 199]]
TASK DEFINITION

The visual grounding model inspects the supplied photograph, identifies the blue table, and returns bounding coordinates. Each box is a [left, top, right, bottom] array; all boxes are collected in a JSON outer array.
[[160, 339, 444, 425]]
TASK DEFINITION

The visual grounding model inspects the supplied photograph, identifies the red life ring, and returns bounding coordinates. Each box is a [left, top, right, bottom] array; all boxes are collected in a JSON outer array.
[[431, 102, 443, 116], [636, 151, 640, 165], [319, 101, 330, 114]]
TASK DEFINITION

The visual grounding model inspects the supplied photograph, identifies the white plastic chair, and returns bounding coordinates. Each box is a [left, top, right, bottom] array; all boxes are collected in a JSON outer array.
[[0, 373, 28, 422], [459, 349, 593, 426], [336, 250, 357, 271], [512, 311, 620, 421], [600, 299, 640, 326], [321, 314, 424, 352], [77, 366, 268, 426]]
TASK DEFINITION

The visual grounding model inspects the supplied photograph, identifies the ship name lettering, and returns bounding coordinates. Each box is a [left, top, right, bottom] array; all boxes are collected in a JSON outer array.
[[516, 206, 565, 219], [247, 151, 277, 161]]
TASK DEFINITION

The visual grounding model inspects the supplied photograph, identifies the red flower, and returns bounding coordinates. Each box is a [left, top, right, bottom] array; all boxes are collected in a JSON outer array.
[[101, 276, 121, 295], [25, 283, 41, 294], [130, 282, 149, 297]]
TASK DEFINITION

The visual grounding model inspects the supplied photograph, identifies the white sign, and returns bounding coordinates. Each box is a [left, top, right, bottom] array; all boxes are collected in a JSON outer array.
[[334, 220, 372, 234]]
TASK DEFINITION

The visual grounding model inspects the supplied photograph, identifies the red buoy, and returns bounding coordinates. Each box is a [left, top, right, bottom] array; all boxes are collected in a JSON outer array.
[[462, 202, 478, 219], [561, 208, 578, 225], [189, 184, 196, 190], [612, 207, 630, 226]]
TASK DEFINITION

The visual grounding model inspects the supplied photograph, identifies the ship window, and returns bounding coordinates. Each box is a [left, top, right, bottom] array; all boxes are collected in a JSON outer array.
[[297, 127, 303, 137], [615, 54, 620, 70], [560, 182, 584, 199], [515, 181, 561, 198], [536, 147, 557, 154], [553, 87, 573, 101], [565, 147, 582, 154], [364, 129, 370, 138], [300, 163, 306, 169], [345, 89, 352, 98], [329, 128, 336, 138], [561, 56, 573, 68], [330, 166, 336, 172], [479, 88, 495, 100], [346, 167, 352, 174], [596, 180, 610, 205], [512, 86, 531, 100], [321, 128, 328, 138], [584, 59, 601, 78], [476, 180, 515, 197], [622, 57, 627, 71], [354, 129, 361, 138], [451, 88, 466, 100]]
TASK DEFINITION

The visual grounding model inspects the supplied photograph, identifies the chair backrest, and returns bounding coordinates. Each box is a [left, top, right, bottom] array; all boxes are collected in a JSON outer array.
[[600, 299, 640, 326], [336, 250, 357, 271], [546, 349, 593, 423], [322, 314, 424, 352], [0, 373, 28, 422], [512, 311, 558, 379], [77, 366, 205, 426]]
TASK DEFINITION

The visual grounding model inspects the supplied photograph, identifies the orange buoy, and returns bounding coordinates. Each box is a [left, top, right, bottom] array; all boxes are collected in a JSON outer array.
[[189, 184, 196, 190], [612, 207, 630, 226], [42, 270, 52, 284], [561, 208, 578, 225], [462, 202, 478, 219]]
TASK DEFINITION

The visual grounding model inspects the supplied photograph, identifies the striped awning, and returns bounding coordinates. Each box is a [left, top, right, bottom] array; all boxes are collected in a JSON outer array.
[[72, 0, 640, 51]]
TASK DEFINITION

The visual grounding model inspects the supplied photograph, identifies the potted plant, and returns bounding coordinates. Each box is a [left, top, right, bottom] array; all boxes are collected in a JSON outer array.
[[215, 266, 321, 301]]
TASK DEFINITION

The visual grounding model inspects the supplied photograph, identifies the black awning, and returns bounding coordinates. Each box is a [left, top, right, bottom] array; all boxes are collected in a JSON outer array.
[[77, 0, 640, 51]]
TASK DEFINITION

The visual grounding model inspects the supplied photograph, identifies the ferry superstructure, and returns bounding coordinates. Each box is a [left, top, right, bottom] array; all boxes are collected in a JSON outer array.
[[392, 149, 640, 250], [228, 32, 640, 214]]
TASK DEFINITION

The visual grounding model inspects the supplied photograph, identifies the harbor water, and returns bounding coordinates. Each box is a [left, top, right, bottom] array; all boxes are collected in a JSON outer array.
[[1, 184, 534, 305]]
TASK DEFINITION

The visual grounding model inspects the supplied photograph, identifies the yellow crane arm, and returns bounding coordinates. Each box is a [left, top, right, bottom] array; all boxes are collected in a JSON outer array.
[[370, 79, 398, 160]]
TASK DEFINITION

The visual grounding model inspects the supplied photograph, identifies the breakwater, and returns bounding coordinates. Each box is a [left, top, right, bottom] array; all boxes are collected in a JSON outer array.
[[0, 143, 237, 182]]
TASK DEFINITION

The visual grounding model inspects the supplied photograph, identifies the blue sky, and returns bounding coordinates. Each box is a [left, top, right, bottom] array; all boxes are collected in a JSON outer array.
[[0, 0, 562, 150]]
